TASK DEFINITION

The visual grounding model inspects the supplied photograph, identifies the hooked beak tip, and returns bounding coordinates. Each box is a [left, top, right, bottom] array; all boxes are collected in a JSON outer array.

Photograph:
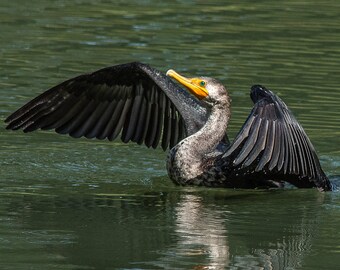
[[166, 69, 175, 77]]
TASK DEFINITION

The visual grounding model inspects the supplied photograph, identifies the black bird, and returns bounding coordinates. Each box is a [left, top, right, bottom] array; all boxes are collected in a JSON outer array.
[[5, 62, 331, 190]]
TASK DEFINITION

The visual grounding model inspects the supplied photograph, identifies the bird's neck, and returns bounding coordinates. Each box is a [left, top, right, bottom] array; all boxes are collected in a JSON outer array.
[[168, 100, 230, 182], [189, 101, 231, 157]]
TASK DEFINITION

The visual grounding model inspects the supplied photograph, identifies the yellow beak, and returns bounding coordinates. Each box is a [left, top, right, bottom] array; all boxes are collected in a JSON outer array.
[[166, 69, 208, 100]]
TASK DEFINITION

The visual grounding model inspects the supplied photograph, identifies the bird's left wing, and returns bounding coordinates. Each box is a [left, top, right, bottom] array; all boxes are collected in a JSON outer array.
[[220, 85, 331, 190]]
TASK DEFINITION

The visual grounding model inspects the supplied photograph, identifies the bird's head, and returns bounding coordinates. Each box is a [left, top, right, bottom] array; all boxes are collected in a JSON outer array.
[[166, 69, 229, 107]]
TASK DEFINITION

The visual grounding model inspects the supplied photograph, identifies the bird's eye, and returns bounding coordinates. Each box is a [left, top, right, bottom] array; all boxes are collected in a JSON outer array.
[[199, 81, 206, 87]]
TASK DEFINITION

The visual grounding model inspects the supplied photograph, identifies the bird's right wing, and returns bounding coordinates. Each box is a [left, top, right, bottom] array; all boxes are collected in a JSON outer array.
[[5, 62, 209, 150], [221, 85, 331, 190]]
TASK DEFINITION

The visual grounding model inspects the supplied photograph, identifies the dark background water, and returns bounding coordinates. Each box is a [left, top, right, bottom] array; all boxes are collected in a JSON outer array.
[[1, 1, 339, 269]]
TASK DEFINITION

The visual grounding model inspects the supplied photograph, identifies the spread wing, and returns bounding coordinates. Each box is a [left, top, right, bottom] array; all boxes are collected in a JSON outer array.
[[222, 85, 331, 190], [5, 62, 210, 150]]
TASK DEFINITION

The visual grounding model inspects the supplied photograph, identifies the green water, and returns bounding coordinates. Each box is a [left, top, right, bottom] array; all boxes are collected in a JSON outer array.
[[1, 1, 340, 269]]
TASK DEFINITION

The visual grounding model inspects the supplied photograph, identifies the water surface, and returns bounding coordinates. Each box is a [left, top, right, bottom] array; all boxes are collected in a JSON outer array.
[[1, 1, 340, 269]]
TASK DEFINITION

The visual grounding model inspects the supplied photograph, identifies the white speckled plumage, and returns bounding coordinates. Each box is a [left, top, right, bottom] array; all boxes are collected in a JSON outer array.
[[166, 77, 231, 185]]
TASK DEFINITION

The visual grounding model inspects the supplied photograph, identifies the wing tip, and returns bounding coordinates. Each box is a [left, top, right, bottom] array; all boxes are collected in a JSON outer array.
[[250, 84, 276, 104]]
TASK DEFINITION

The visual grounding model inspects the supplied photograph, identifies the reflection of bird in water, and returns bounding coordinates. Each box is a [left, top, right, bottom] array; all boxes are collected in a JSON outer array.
[[174, 194, 229, 268], [160, 191, 321, 269], [5, 62, 331, 190]]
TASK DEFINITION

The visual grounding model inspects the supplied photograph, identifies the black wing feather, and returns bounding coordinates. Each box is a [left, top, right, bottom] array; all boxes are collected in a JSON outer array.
[[256, 120, 275, 171], [170, 104, 179, 149], [161, 98, 172, 151], [110, 98, 132, 141], [133, 96, 148, 145], [122, 87, 143, 142], [84, 101, 110, 139]]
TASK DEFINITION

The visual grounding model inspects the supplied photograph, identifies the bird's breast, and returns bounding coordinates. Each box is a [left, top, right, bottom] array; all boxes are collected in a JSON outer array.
[[166, 142, 204, 185]]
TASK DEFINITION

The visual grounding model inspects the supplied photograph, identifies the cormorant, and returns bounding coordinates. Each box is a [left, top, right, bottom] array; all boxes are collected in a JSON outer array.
[[5, 62, 331, 190]]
